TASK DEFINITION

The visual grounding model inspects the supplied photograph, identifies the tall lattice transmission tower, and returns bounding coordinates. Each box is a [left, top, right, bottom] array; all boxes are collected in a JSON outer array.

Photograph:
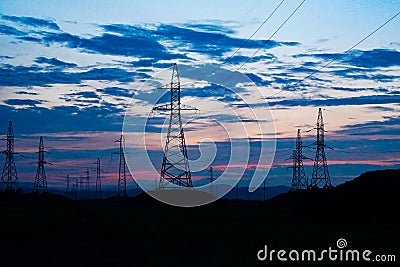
[[310, 108, 332, 189], [1, 121, 19, 191], [290, 129, 309, 191], [95, 158, 102, 199], [152, 63, 197, 189], [33, 136, 48, 193], [115, 135, 127, 197]]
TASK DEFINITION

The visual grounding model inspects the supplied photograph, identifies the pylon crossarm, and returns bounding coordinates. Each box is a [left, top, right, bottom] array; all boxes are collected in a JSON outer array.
[[153, 103, 197, 111], [157, 83, 173, 90]]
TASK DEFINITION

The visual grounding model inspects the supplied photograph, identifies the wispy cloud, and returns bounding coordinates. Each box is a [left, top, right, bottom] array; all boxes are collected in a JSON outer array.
[[1, 14, 60, 30], [34, 57, 77, 68], [0, 104, 123, 134], [4, 99, 44, 107], [294, 48, 400, 68], [268, 94, 400, 107], [0, 64, 150, 87]]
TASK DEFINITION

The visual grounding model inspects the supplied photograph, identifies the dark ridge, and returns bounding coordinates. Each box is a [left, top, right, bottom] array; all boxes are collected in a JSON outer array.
[[0, 169, 399, 266], [266, 169, 400, 222]]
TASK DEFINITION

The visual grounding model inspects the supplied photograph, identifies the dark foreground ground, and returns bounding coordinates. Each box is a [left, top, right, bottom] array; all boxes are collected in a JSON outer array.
[[1, 169, 399, 267]]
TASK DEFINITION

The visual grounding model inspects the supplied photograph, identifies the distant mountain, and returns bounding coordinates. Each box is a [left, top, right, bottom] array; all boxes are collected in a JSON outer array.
[[17, 182, 288, 201]]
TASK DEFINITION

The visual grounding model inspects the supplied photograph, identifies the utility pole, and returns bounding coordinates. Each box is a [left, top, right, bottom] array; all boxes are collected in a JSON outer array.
[[236, 183, 239, 200], [310, 108, 332, 189], [115, 135, 127, 197], [79, 175, 84, 200], [85, 168, 90, 199], [74, 178, 80, 200], [74, 178, 79, 200], [263, 179, 266, 201], [33, 136, 48, 193], [152, 63, 197, 189], [1, 121, 19, 191], [65, 175, 70, 196], [95, 158, 102, 199], [290, 129, 309, 191], [209, 166, 214, 195]]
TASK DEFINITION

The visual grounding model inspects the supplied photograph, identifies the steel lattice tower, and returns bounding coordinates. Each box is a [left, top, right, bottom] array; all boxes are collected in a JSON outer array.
[[290, 129, 309, 191], [115, 135, 127, 197], [153, 63, 197, 189], [33, 136, 48, 193], [1, 121, 19, 191], [310, 108, 332, 189], [95, 158, 102, 199]]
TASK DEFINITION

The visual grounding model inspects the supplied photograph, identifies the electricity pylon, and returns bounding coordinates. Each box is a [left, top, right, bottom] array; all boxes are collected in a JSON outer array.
[[33, 136, 48, 193], [290, 129, 309, 191], [310, 108, 332, 189], [1, 121, 19, 191], [152, 63, 197, 189], [115, 135, 127, 197], [95, 158, 102, 199]]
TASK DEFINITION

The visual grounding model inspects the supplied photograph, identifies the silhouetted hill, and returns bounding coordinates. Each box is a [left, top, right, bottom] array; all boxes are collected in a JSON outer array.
[[266, 169, 400, 222], [0, 190, 72, 206], [223, 185, 289, 200], [1, 169, 399, 266]]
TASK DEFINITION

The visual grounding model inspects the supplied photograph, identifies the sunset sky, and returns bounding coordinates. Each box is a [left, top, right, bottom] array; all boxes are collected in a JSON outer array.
[[0, 0, 399, 192]]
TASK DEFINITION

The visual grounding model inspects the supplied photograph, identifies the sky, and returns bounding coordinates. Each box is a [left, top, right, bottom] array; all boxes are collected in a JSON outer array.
[[0, 0, 399, 193]]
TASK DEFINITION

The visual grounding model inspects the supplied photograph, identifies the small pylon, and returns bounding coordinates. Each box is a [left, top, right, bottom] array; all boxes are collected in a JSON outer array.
[[65, 175, 70, 195], [95, 158, 102, 199], [208, 166, 214, 195], [1, 121, 19, 191], [290, 129, 309, 191], [79, 175, 84, 199], [152, 63, 197, 189], [115, 135, 127, 197], [310, 108, 332, 189], [33, 136, 48, 193], [263, 179, 266, 201], [74, 178, 79, 200]]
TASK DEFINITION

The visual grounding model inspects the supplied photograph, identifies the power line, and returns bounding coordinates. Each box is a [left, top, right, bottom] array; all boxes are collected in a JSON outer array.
[[194, 0, 286, 91], [208, 0, 306, 92], [267, 10, 400, 99], [237, 0, 306, 72], [221, 0, 285, 67]]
